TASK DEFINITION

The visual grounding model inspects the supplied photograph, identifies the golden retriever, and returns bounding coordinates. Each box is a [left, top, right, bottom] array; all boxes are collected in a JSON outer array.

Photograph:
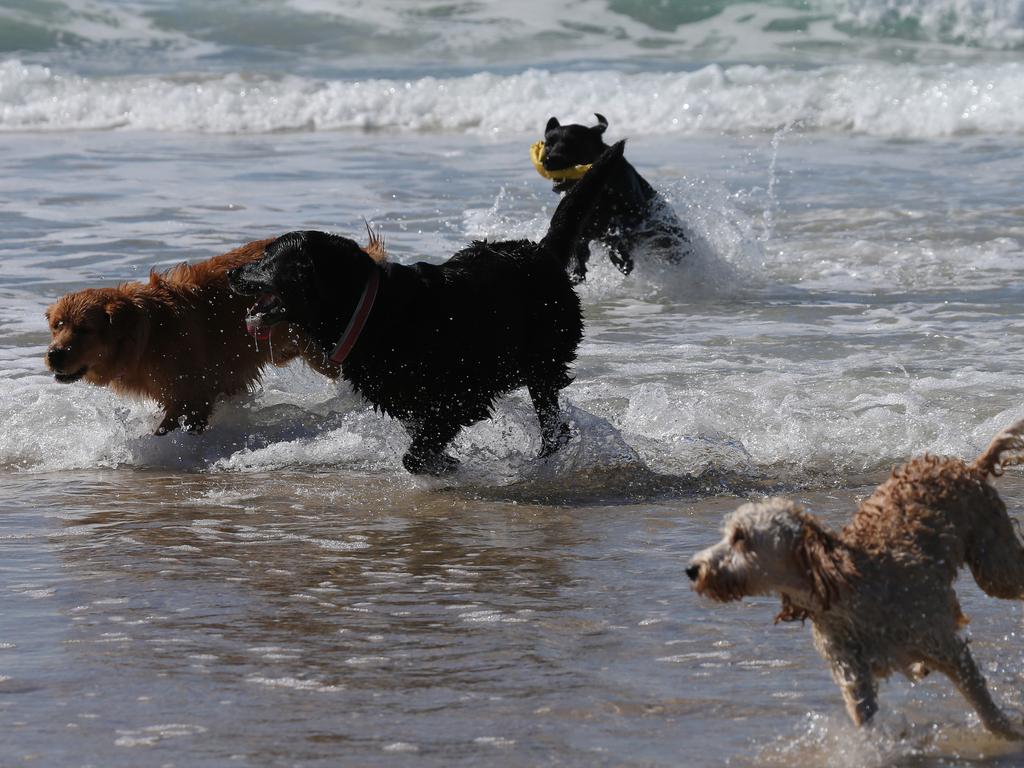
[[44, 233, 385, 434]]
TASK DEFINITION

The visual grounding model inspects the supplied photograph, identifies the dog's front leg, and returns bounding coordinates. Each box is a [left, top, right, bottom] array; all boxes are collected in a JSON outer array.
[[568, 241, 591, 284], [932, 641, 1024, 739], [605, 236, 635, 276], [155, 410, 181, 436], [831, 658, 878, 727], [528, 383, 569, 458], [155, 400, 211, 435], [402, 418, 461, 476]]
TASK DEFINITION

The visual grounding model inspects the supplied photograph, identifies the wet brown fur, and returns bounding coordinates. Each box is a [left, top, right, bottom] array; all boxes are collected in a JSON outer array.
[[689, 420, 1024, 738], [783, 510, 856, 620], [43, 238, 389, 433]]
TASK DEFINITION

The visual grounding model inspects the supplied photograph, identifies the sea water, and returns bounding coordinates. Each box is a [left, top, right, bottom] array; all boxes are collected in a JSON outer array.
[[1, 1, 1023, 765]]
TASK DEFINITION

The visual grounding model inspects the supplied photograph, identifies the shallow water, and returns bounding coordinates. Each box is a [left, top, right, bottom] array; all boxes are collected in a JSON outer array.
[[3, 126, 1024, 768], [5, 471, 1024, 767], [3, 0, 1024, 765]]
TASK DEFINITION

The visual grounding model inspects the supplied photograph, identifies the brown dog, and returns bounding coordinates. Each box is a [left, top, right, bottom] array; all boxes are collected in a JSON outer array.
[[687, 419, 1024, 738], [44, 234, 383, 434]]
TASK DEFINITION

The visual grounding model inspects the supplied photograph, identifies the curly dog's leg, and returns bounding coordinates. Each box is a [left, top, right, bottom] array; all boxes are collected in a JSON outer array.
[[933, 641, 1023, 739], [832, 659, 878, 727]]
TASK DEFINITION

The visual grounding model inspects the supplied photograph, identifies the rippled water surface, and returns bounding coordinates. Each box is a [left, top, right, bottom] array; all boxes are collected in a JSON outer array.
[[5, 470, 1024, 767], [2, 127, 1023, 768]]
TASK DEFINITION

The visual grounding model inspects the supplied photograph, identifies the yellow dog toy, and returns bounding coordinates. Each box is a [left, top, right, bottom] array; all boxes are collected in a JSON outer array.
[[530, 141, 592, 182]]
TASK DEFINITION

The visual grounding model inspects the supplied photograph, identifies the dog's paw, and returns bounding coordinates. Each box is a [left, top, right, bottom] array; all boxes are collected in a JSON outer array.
[[610, 253, 634, 276], [403, 451, 460, 476], [538, 422, 571, 459]]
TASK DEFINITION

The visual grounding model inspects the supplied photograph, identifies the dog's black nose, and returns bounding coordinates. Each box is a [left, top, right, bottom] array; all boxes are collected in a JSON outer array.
[[543, 152, 566, 170], [685, 564, 700, 582], [47, 346, 67, 368]]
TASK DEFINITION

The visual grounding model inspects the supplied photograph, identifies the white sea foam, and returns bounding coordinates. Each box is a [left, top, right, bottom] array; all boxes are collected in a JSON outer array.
[[1, 119, 1020, 490], [4, 0, 1021, 76], [823, 0, 1024, 49], [2, 59, 1022, 138], [6, 351, 1022, 486]]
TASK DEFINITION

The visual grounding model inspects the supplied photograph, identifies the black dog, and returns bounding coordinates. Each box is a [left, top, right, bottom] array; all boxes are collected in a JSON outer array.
[[229, 142, 625, 475], [541, 114, 692, 282]]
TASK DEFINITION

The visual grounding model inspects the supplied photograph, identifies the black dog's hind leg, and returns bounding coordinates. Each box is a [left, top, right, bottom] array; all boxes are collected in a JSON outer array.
[[402, 417, 461, 476], [528, 382, 570, 458]]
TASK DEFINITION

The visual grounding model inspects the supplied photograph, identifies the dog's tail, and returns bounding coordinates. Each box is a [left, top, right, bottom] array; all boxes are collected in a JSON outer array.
[[539, 140, 625, 265], [971, 418, 1024, 477]]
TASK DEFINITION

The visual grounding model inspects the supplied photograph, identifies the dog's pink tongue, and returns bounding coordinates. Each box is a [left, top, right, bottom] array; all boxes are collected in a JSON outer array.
[[246, 318, 272, 341]]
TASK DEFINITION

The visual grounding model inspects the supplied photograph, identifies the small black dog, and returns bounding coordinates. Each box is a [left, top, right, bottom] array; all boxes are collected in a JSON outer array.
[[541, 114, 692, 282], [229, 142, 625, 475]]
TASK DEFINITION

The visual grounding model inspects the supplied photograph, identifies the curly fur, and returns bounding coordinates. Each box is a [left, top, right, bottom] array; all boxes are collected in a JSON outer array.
[[687, 419, 1024, 738]]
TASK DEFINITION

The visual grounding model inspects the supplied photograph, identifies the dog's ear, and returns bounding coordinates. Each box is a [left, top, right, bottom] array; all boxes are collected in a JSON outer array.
[[105, 298, 126, 325], [104, 296, 148, 360], [792, 514, 852, 611], [545, 116, 560, 133], [593, 113, 608, 134], [104, 296, 141, 331], [362, 219, 387, 263]]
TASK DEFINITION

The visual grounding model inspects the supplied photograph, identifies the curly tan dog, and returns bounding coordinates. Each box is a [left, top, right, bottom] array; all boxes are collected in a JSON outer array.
[[44, 232, 386, 434], [687, 420, 1024, 738]]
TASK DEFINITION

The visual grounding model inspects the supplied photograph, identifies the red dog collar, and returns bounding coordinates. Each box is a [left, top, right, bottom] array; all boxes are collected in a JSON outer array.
[[329, 268, 380, 365]]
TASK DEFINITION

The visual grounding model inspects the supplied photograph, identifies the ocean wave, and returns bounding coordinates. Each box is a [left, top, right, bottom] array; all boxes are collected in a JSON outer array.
[[1, 0, 1020, 73], [5, 345, 1022, 492], [824, 0, 1024, 49], [2, 59, 1022, 138]]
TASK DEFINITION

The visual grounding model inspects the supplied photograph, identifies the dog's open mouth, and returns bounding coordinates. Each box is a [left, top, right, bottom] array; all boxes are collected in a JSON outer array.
[[54, 366, 87, 384], [245, 292, 286, 340]]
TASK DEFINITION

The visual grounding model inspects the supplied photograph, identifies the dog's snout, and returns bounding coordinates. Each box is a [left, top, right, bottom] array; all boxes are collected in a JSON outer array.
[[543, 151, 565, 168], [228, 264, 266, 296], [226, 265, 252, 295], [686, 564, 701, 582], [47, 346, 68, 368]]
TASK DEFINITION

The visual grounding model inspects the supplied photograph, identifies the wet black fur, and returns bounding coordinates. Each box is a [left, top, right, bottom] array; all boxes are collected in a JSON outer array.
[[229, 142, 626, 475], [542, 114, 692, 282]]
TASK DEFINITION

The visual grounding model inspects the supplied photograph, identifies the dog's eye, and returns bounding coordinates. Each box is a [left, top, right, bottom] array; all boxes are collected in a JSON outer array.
[[53, 320, 64, 330]]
